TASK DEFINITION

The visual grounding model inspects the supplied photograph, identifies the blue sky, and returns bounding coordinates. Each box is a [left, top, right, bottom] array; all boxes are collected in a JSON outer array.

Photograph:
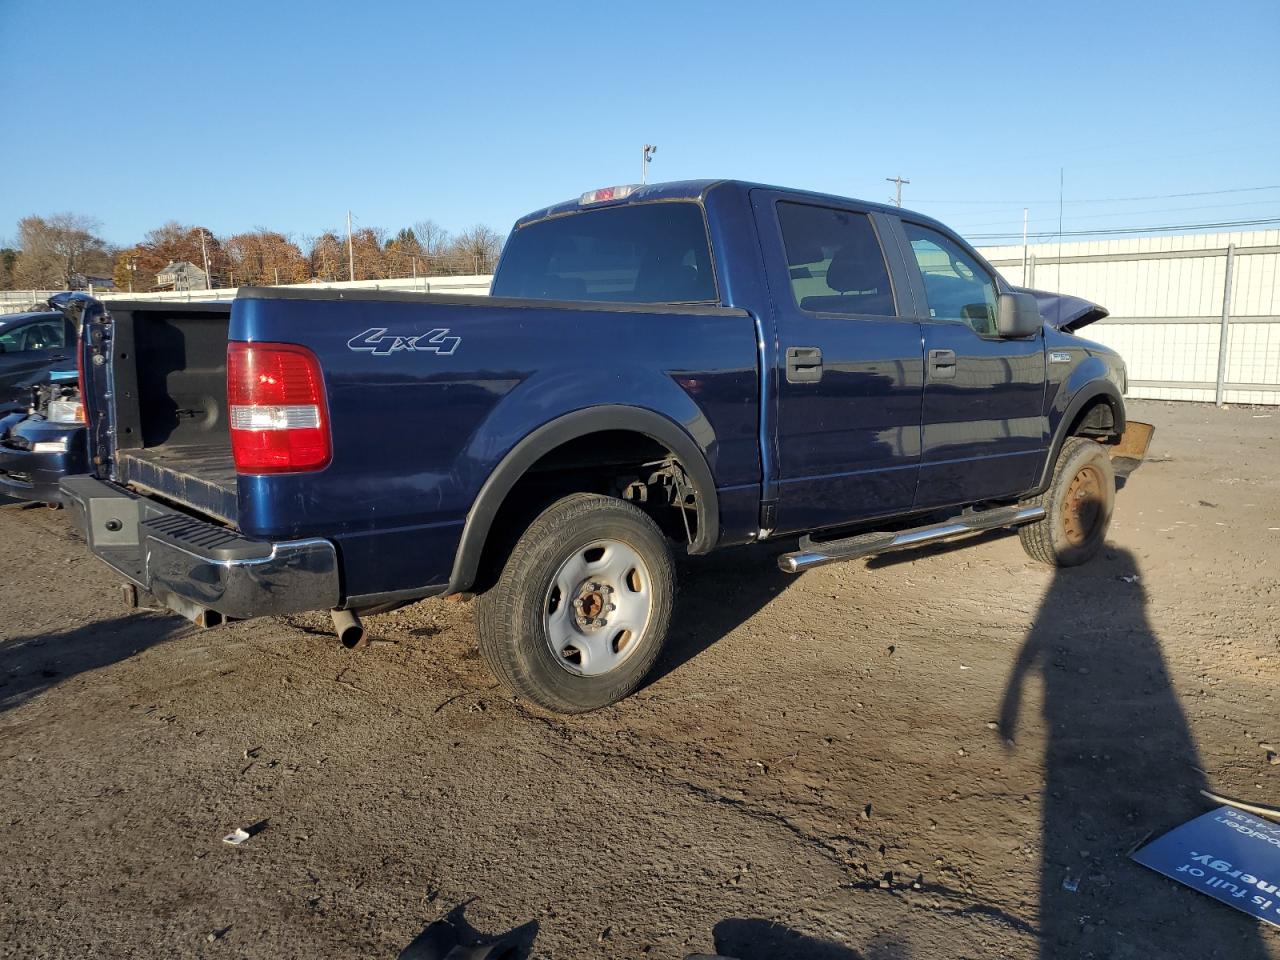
[[2, 0, 1278, 247]]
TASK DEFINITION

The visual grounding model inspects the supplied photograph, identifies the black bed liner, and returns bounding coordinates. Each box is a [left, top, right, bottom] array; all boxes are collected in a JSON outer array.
[[117, 445, 237, 524]]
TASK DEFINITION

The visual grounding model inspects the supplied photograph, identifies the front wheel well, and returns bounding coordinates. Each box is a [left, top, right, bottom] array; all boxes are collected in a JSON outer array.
[[1065, 393, 1121, 440]]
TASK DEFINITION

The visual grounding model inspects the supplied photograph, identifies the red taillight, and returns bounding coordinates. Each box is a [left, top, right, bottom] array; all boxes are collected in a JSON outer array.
[[227, 342, 331, 474]]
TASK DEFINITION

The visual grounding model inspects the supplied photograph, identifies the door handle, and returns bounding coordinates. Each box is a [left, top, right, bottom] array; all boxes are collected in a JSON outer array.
[[928, 348, 956, 380], [786, 346, 823, 384]]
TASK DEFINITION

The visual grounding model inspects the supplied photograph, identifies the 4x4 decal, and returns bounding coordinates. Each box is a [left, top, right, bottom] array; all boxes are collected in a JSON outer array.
[[347, 327, 461, 357]]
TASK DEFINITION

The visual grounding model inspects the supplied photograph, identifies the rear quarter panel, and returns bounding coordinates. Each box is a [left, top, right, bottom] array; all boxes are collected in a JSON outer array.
[[232, 294, 759, 598]]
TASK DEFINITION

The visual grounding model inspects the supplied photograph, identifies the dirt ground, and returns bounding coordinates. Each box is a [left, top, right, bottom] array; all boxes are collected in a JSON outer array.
[[1, 399, 1278, 960]]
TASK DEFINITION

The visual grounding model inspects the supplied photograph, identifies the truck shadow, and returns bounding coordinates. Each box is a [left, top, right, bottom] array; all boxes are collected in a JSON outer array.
[[646, 545, 797, 685], [0, 611, 187, 715], [998, 547, 1272, 958]]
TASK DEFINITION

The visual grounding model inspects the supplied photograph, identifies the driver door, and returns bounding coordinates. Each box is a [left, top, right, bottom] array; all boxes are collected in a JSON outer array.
[[897, 220, 1047, 509]]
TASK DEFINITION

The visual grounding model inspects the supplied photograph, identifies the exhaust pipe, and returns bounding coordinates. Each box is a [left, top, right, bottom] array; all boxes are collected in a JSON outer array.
[[330, 608, 367, 649]]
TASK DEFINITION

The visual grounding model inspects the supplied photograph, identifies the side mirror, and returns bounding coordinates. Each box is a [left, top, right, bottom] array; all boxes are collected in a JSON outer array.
[[996, 292, 1042, 338]]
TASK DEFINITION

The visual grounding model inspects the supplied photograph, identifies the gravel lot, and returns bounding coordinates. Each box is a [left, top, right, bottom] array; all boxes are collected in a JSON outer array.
[[2, 399, 1278, 960]]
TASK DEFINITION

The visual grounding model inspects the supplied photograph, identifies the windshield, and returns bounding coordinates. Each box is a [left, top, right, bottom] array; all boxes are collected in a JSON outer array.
[[492, 201, 718, 304]]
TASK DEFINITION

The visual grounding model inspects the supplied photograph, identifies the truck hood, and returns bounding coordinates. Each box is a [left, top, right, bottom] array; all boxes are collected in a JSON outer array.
[[1012, 286, 1109, 332]]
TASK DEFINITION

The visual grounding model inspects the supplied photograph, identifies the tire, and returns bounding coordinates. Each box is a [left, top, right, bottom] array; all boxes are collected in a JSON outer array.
[[1019, 436, 1115, 567], [476, 493, 676, 713]]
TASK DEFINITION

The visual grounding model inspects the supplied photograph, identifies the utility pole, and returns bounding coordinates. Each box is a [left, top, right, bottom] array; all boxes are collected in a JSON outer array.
[[886, 174, 910, 207], [641, 144, 657, 184], [347, 210, 356, 281], [1021, 207, 1029, 285], [200, 229, 212, 290]]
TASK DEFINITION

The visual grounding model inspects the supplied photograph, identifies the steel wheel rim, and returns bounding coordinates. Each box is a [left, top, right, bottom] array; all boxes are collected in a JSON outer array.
[[543, 538, 653, 677], [1062, 464, 1105, 546]]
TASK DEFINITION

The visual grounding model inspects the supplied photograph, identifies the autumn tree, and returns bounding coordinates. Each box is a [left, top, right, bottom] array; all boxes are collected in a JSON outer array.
[[350, 227, 389, 280], [384, 227, 421, 276], [224, 230, 309, 286], [307, 232, 346, 281], [110, 222, 223, 289], [112, 246, 147, 291], [0, 248, 16, 290], [12, 214, 113, 289]]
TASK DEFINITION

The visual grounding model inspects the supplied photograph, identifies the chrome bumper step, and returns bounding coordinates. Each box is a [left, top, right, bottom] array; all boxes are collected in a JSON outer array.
[[777, 504, 1046, 574]]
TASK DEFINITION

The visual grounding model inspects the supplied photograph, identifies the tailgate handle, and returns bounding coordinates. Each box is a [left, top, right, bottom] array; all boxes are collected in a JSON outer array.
[[786, 346, 823, 384], [929, 348, 957, 380]]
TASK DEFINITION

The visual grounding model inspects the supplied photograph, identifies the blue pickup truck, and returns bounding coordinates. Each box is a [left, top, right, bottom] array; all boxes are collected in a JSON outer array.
[[63, 180, 1148, 712]]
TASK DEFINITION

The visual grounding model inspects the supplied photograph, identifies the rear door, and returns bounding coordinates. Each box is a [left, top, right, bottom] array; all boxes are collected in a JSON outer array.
[[752, 191, 925, 534], [893, 220, 1047, 508]]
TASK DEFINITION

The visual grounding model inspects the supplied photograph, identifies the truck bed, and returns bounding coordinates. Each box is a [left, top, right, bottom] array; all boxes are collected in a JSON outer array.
[[99, 301, 239, 524], [117, 444, 237, 524]]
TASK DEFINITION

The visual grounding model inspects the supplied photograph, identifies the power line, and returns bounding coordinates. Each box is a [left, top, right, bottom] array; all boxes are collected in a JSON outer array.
[[950, 197, 1280, 231], [915, 184, 1280, 205], [966, 217, 1280, 240]]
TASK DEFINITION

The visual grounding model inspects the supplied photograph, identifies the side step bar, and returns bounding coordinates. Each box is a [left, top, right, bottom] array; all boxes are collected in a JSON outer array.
[[777, 504, 1046, 574]]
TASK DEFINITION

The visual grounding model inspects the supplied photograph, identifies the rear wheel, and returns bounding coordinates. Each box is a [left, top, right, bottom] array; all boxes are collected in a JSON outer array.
[[1019, 437, 1115, 566], [476, 493, 675, 713]]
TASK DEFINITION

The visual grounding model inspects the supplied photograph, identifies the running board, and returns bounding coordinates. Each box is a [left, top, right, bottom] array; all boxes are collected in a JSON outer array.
[[777, 504, 1046, 574]]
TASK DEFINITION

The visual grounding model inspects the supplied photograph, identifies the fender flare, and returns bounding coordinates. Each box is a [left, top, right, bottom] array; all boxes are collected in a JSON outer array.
[[1034, 381, 1126, 493], [447, 405, 720, 593]]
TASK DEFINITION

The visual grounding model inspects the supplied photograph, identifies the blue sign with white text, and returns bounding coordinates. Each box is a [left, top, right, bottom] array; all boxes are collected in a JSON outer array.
[[1133, 806, 1280, 928]]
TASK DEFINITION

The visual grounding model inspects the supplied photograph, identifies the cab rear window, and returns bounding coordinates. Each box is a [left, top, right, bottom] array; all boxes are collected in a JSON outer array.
[[492, 201, 718, 304]]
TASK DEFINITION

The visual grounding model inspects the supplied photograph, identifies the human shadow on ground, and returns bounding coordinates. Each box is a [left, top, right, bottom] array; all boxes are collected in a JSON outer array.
[[999, 547, 1272, 958], [643, 544, 797, 686], [398, 901, 537, 959], [705, 917, 909, 959], [0, 610, 187, 714]]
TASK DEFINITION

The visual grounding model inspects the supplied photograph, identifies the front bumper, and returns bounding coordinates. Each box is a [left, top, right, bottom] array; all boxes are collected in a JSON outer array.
[[61, 475, 340, 621], [0, 417, 88, 505]]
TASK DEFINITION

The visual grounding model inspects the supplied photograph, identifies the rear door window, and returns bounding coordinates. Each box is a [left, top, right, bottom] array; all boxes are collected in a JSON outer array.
[[776, 202, 896, 317], [493, 201, 717, 303]]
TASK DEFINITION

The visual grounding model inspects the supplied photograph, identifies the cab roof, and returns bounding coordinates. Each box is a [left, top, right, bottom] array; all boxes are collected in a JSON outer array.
[[513, 179, 942, 230]]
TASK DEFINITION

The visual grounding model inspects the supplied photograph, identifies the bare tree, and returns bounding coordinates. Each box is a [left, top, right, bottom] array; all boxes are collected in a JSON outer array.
[[12, 214, 113, 289], [448, 224, 503, 275], [412, 219, 451, 257]]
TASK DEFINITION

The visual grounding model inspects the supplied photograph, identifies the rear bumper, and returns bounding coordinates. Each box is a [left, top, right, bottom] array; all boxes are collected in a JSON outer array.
[[0, 419, 88, 505], [60, 475, 340, 620]]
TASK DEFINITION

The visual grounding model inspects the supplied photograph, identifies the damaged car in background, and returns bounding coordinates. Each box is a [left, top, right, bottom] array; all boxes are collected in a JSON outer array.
[[0, 294, 93, 505]]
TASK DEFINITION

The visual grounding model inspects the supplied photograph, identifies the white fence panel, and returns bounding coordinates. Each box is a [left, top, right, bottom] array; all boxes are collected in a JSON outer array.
[[979, 230, 1280, 405]]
